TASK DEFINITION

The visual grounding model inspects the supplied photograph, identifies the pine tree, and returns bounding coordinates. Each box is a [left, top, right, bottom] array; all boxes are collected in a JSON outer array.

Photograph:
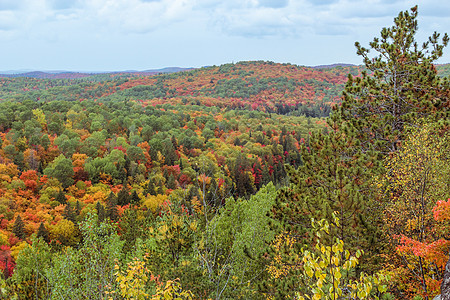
[[36, 222, 50, 243], [63, 203, 76, 223], [130, 190, 140, 205], [167, 174, 176, 190], [75, 200, 81, 216], [146, 179, 156, 196], [96, 201, 106, 225], [106, 192, 119, 221], [56, 189, 66, 204], [263, 124, 383, 298], [117, 184, 130, 206], [332, 6, 449, 154], [13, 215, 26, 240]]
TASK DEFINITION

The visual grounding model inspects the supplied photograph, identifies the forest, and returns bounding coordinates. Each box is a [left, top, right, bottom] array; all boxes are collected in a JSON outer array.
[[0, 6, 449, 300]]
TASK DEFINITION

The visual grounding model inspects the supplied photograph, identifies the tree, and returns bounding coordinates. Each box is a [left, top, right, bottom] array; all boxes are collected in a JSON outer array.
[[264, 124, 383, 298], [45, 213, 124, 299], [383, 122, 450, 298], [96, 201, 106, 225], [43, 154, 74, 189], [332, 6, 449, 154], [151, 279, 194, 300], [197, 183, 277, 298], [9, 237, 52, 299], [56, 189, 66, 204], [106, 192, 119, 222], [117, 184, 130, 206], [63, 203, 76, 223], [37, 222, 50, 244], [13, 215, 26, 240], [295, 213, 390, 299]]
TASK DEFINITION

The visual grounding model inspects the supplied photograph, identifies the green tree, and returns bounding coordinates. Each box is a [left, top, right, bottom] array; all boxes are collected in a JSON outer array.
[[37, 222, 50, 243], [63, 203, 76, 223], [44, 154, 74, 189], [106, 192, 119, 222], [118, 184, 130, 206], [332, 6, 449, 154], [9, 237, 53, 299], [264, 124, 383, 298], [45, 213, 124, 300], [96, 201, 106, 225], [56, 189, 66, 204], [197, 183, 278, 298], [13, 215, 26, 240]]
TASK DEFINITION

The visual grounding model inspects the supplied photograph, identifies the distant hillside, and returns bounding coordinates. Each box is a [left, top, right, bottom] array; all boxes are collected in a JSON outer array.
[[0, 71, 94, 79], [436, 63, 450, 78], [311, 63, 356, 69], [0, 67, 194, 79], [0, 61, 448, 117]]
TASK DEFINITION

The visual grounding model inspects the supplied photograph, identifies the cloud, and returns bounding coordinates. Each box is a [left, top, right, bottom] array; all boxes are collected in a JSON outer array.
[[0, 10, 17, 30], [47, 0, 80, 10], [0, 0, 21, 10], [257, 0, 289, 8], [76, 0, 192, 34]]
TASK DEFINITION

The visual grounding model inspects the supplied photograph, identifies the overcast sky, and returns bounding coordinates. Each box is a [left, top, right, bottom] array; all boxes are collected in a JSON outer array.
[[0, 0, 449, 71]]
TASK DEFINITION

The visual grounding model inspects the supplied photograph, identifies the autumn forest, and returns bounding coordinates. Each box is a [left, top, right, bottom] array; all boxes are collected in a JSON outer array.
[[0, 6, 450, 300]]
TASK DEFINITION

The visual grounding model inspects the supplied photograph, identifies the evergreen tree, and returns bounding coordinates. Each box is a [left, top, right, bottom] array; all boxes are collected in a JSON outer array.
[[167, 174, 177, 190], [130, 190, 140, 205], [63, 203, 76, 223], [332, 6, 449, 154], [146, 179, 157, 196], [120, 208, 143, 254], [96, 201, 106, 225], [106, 192, 119, 222], [56, 189, 66, 204], [36, 222, 50, 243], [75, 200, 81, 216], [13, 215, 26, 240], [117, 184, 130, 206], [264, 124, 383, 298]]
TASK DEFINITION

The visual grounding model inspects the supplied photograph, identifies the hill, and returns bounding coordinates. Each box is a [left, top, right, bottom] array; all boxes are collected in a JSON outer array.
[[0, 61, 366, 118], [1, 61, 448, 118]]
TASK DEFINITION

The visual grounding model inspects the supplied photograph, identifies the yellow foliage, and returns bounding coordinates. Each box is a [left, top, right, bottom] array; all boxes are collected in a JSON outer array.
[[32, 109, 46, 129], [266, 232, 299, 279], [0, 231, 9, 246], [0, 163, 19, 185], [11, 241, 30, 261], [143, 194, 168, 212], [191, 196, 203, 215], [112, 257, 150, 300], [49, 219, 79, 246], [151, 278, 194, 300], [72, 153, 88, 168], [297, 213, 390, 299]]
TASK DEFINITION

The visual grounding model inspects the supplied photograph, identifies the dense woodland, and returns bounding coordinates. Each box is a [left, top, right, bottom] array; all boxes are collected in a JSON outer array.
[[0, 7, 449, 300]]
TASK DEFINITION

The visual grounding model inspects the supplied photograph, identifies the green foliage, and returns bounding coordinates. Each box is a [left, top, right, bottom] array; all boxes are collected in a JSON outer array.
[[151, 278, 194, 300], [43, 154, 74, 189], [45, 213, 124, 299], [12, 215, 26, 240], [197, 183, 277, 298], [36, 222, 50, 243], [333, 6, 449, 154], [8, 237, 53, 299]]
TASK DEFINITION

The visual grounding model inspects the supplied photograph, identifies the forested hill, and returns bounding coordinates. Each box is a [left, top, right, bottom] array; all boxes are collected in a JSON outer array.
[[0, 61, 364, 118], [1, 61, 449, 118]]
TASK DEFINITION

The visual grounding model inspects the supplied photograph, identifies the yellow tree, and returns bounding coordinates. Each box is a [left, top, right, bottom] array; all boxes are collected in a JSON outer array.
[[382, 121, 450, 298]]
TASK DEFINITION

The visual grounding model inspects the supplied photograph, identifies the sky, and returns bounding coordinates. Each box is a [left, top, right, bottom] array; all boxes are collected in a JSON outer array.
[[0, 0, 449, 72]]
